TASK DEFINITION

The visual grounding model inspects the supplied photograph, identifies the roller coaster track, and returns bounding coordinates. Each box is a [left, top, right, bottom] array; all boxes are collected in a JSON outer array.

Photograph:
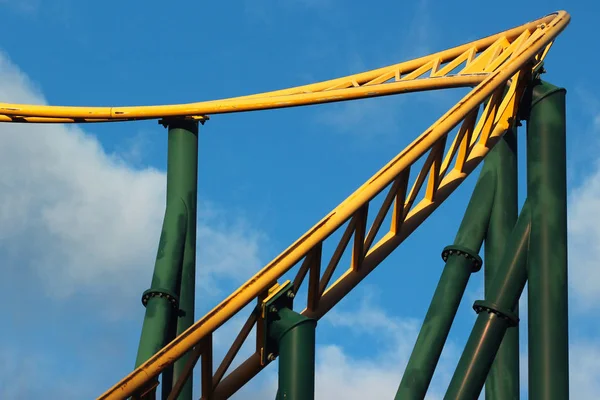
[[1, 10, 570, 400]]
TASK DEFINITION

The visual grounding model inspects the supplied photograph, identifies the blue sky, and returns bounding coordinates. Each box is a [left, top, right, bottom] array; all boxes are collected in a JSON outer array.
[[0, 1, 599, 399]]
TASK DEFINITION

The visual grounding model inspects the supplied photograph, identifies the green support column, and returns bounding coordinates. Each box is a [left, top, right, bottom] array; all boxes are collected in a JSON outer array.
[[444, 202, 531, 400], [134, 119, 199, 400], [395, 162, 496, 400], [169, 120, 199, 400], [484, 127, 520, 400], [526, 80, 569, 400], [270, 308, 317, 400]]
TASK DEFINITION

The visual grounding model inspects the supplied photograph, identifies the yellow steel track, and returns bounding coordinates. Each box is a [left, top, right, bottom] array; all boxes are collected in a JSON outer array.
[[1, 10, 569, 400], [0, 12, 565, 125]]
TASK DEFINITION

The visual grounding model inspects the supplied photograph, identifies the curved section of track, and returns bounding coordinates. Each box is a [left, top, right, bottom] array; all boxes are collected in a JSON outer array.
[[0, 12, 567, 125], [0, 76, 483, 123], [0, 8, 571, 400]]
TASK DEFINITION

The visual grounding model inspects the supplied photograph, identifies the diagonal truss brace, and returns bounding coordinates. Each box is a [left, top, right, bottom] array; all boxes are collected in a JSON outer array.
[[92, 11, 570, 400]]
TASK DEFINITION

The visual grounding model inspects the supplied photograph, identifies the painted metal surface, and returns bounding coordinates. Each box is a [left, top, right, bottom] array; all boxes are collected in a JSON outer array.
[[444, 202, 531, 399], [134, 120, 199, 400], [0, 9, 572, 400], [89, 12, 569, 400], [0, 12, 566, 124], [484, 127, 520, 399], [526, 81, 569, 400], [395, 161, 494, 399], [270, 308, 316, 400]]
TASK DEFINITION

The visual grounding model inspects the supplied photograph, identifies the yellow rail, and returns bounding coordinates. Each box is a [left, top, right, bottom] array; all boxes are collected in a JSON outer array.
[[85, 11, 571, 400], [1, 12, 565, 125]]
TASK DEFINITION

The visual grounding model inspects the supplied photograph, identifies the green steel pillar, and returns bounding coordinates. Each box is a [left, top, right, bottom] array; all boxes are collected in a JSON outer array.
[[484, 127, 520, 400], [170, 120, 199, 400], [395, 163, 495, 399], [526, 80, 569, 400], [270, 308, 317, 400], [134, 119, 199, 400], [444, 202, 530, 400]]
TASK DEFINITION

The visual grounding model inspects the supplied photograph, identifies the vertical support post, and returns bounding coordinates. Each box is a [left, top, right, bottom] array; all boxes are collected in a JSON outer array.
[[269, 308, 317, 400], [444, 202, 531, 400], [485, 127, 520, 400], [134, 118, 199, 400], [170, 119, 200, 400], [526, 80, 569, 400], [395, 163, 495, 400]]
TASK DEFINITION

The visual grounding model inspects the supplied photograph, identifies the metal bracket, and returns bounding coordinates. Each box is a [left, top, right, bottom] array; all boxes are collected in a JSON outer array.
[[532, 60, 546, 79], [473, 299, 519, 327], [141, 287, 180, 309], [158, 115, 209, 128], [258, 280, 294, 366], [441, 245, 483, 272]]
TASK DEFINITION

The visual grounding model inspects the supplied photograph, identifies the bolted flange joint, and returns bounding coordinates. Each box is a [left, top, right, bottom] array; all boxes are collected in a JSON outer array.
[[141, 288, 180, 309], [473, 300, 519, 327], [441, 245, 483, 272]]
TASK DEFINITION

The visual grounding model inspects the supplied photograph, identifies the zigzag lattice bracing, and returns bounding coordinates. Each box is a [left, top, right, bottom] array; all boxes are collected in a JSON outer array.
[[89, 11, 570, 400], [1, 13, 560, 124]]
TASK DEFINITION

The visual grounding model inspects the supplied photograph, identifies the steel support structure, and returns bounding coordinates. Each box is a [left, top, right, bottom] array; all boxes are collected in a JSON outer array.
[[134, 119, 199, 400], [526, 80, 569, 400], [3, 12, 566, 400], [397, 76, 569, 400], [395, 161, 495, 399], [444, 201, 530, 399], [484, 127, 520, 400], [270, 308, 317, 400]]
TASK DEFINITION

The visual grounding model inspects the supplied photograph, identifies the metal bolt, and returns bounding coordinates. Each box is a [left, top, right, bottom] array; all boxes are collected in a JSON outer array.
[[287, 291, 295, 299], [268, 353, 276, 361], [270, 306, 278, 313]]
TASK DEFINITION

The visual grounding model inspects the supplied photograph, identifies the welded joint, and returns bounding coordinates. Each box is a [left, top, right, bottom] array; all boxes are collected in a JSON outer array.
[[473, 300, 519, 327], [141, 287, 180, 309], [441, 245, 483, 272]]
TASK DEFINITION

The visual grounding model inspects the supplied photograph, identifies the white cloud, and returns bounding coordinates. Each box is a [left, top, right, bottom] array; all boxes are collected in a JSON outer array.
[[569, 341, 600, 398], [196, 203, 267, 298], [242, 288, 465, 400], [0, 51, 266, 319], [315, 290, 463, 400], [518, 341, 600, 399], [568, 158, 600, 309]]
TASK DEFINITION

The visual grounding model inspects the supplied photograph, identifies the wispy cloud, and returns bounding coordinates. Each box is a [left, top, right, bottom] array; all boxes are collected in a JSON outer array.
[[315, 96, 407, 138], [564, 89, 600, 311], [244, 287, 465, 399], [0, 50, 267, 320], [518, 340, 600, 398]]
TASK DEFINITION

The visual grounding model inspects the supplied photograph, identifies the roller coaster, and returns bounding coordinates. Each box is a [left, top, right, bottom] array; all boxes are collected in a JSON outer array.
[[1, 10, 571, 400]]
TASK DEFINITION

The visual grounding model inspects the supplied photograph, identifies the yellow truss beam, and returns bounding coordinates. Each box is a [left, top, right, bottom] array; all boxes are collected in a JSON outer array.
[[1, 12, 564, 125], [88, 10, 570, 400]]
